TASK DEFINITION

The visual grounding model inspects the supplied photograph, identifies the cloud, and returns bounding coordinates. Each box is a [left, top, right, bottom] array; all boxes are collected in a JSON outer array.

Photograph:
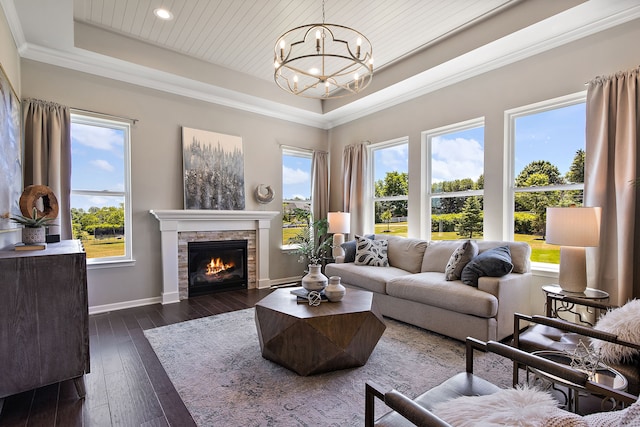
[[71, 123, 124, 152], [377, 144, 408, 171], [283, 165, 310, 185], [432, 137, 484, 182], [90, 159, 115, 172]]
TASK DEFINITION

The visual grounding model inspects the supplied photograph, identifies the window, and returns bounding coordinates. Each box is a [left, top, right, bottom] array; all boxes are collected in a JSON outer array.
[[371, 139, 409, 237], [424, 119, 485, 241], [507, 94, 586, 265], [282, 148, 312, 247], [70, 113, 132, 265]]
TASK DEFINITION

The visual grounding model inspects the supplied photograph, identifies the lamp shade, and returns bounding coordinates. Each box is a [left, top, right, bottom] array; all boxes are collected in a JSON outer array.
[[546, 207, 601, 247], [328, 212, 351, 234]]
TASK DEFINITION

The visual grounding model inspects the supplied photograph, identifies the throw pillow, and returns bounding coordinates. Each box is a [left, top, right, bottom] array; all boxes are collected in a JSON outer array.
[[460, 246, 513, 287], [591, 299, 640, 363], [432, 386, 562, 427], [444, 240, 478, 281], [340, 234, 374, 263], [354, 235, 388, 267]]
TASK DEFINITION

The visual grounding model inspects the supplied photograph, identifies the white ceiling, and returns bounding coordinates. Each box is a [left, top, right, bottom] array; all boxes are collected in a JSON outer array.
[[72, 0, 515, 84], [3, 0, 640, 128]]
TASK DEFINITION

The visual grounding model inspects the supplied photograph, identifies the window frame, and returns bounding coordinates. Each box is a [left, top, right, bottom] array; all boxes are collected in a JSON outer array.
[[504, 92, 586, 269], [422, 117, 485, 240], [281, 146, 313, 250], [368, 137, 409, 235], [70, 112, 134, 268]]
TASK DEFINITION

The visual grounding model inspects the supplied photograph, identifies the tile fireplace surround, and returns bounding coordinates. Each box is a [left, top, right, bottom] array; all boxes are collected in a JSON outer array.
[[150, 210, 278, 304]]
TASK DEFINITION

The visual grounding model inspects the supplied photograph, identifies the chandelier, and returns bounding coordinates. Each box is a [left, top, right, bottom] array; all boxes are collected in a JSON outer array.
[[273, 0, 373, 99]]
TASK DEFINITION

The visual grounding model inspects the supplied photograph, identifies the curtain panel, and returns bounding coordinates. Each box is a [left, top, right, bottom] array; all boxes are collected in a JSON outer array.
[[342, 143, 368, 235], [585, 66, 640, 304], [311, 150, 329, 222], [22, 99, 72, 239]]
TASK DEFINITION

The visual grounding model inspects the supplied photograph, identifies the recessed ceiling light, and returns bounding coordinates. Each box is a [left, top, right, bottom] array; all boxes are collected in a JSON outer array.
[[154, 8, 173, 20]]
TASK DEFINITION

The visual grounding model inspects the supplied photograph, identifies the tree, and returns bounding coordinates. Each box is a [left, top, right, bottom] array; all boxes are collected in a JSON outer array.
[[566, 149, 585, 183], [516, 160, 564, 187], [381, 210, 392, 232], [456, 197, 483, 238]]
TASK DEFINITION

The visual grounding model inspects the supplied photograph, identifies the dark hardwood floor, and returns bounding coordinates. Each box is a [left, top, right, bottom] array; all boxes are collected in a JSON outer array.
[[0, 288, 274, 427]]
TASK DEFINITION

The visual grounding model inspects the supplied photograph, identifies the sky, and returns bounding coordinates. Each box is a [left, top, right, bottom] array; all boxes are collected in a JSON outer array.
[[72, 102, 586, 207], [70, 122, 125, 211], [282, 154, 312, 200]]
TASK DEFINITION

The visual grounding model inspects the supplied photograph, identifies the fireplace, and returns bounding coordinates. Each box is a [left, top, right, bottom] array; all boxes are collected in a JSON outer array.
[[188, 240, 248, 297]]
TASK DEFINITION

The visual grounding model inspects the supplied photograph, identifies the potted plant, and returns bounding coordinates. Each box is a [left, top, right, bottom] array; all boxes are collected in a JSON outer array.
[[288, 218, 332, 291], [10, 207, 56, 244]]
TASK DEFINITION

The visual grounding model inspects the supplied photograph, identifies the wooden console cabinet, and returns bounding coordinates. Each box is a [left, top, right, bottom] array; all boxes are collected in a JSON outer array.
[[0, 240, 89, 398]]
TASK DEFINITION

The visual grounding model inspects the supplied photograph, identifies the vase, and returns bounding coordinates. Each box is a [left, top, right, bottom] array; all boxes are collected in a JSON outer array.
[[22, 227, 46, 244], [325, 276, 346, 302], [301, 264, 328, 292]]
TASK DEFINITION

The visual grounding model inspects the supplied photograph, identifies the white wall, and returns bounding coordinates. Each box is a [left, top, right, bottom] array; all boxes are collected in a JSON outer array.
[[0, 5, 21, 250], [20, 60, 327, 310], [328, 19, 640, 314]]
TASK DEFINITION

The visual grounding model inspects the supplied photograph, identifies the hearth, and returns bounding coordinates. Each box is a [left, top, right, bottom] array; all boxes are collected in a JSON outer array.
[[188, 240, 248, 297]]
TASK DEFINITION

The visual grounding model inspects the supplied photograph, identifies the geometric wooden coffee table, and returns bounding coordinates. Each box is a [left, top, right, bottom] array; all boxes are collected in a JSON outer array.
[[254, 287, 386, 376]]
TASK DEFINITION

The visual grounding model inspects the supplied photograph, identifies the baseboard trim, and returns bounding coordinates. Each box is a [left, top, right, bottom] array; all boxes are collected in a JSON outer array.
[[89, 296, 162, 315]]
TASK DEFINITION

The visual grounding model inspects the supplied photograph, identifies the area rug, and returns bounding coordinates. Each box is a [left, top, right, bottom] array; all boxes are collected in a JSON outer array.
[[144, 308, 513, 426]]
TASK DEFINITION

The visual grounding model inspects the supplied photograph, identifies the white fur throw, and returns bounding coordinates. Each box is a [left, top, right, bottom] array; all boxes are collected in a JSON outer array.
[[591, 299, 640, 363], [432, 386, 560, 427]]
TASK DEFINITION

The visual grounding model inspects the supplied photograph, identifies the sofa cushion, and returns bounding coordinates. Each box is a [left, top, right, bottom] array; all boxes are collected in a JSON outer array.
[[476, 241, 531, 273], [340, 234, 374, 263], [421, 240, 465, 273], [445, 240, 478, 281], [324, 262, 412, 294], [386, 272, 498, 318], [354, 235, 389, 266], [461, 246, 513, 287], [375, 234, 429, 273], [460, 246, 513, 287]]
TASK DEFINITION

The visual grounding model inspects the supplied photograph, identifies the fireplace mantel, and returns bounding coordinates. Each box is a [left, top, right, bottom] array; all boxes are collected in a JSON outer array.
[[150, 209, 279, 304]]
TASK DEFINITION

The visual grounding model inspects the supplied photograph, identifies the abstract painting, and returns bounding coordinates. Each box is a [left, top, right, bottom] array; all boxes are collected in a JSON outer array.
[[182, 127, 245, 210], [0, 65, 21, 232]]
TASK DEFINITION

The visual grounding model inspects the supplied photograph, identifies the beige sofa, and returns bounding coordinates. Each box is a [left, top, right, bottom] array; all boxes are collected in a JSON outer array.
[[325, 235, 532, 342]]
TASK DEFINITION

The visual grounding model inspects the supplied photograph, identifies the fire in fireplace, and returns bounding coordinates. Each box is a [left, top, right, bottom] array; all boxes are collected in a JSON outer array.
[[188, 240, 248, 297]]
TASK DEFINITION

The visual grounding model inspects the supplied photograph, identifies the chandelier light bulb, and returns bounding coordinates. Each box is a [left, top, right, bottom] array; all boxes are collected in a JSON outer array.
[[356, 37, 362, 58]]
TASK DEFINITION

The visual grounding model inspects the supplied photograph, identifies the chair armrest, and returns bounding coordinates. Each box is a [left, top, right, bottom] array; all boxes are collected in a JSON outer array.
[[384, 390, 453, 427]]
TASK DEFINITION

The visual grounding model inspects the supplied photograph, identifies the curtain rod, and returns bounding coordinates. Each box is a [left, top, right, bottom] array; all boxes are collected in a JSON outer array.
[[70, 107, 138, 124]]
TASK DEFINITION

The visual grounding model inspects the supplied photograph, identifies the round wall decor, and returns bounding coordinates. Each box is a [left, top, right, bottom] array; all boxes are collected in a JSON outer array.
[[19, 184, 59, 219], [254, 184, 275, 204]]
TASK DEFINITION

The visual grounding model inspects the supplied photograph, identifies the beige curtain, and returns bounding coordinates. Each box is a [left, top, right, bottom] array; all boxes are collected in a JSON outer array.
[[311, 150, 329, 221], [584, 66, 640, 305], [342, 143, 368, 235], [22, 99, 72, 239]]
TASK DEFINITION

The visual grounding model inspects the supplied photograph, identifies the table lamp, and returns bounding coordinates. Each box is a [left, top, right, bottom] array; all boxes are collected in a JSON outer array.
[[328, 212, 351, 258], [545, 206, 601, 293]]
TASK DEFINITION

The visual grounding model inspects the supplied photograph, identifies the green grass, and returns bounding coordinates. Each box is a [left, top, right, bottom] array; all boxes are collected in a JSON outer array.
[[284, 222, 559, 264], [82, 237, 124, 259]]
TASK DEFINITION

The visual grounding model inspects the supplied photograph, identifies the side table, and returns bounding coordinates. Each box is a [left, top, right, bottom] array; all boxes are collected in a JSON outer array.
[[542, 285, 609, 326], [528, 350, 627, 414]]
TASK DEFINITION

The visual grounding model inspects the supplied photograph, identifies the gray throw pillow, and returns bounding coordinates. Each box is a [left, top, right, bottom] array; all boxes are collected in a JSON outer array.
[[444, 240, 478, 281], [460, 246, 513, 287], [341, 234, 374, 263], [354, 235, 388, 267]]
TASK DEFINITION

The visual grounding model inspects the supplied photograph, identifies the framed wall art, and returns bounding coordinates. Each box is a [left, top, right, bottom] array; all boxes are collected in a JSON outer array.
[[182, 127, 245, 210], [0, 64, 21, 232]]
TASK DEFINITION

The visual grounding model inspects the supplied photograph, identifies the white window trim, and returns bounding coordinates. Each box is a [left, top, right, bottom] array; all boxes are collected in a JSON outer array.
[[368, 137, 409, 234], [504, 91, 586, 270], [421, 117, 485, 240], [281, 146, 313, 251], [70, 113, 134, 267]]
